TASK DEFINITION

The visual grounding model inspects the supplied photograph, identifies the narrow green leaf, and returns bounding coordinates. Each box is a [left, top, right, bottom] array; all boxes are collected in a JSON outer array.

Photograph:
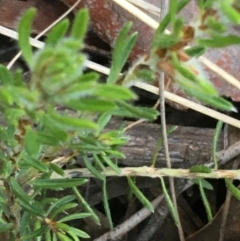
[[10, 177, 31, 203], [49, 112, 98, 130], [103, 179, 113, 229], [220, 2, 240, 24], [72, 186, 100, 225], [0, 198, 8, 217], [169, 0, 178, 26], [107, 22, 138, 84], [68, 227, 90, 239], [25, 128, 41, 158], [199, 96, 237, 112], [93, 154, 106, 171], [20, 211, 31, 235], [13, 69, 25, 87], [173, 18, 184, 36], [199, 179, 213, 223], [68, 98, 117, 112], [47, 195, 76, 215], [0, 220, 13, 233], [0, 88, 14, 106], [127, 176, 154, 212], [56, 232, 72, 241], [97, 113, 112, 133], [18, 8, 36, 64], [22, 226, 48, 239], [45, 230, 52, 241], [100, 153, 121, 174], [46, 19, 70, 46], [134, 65, 156, 83], [52, 233, 57, 241], [71, 9, 89, 40], [23, 155, 49, 173], [183, 83, 237, 112], [212, 121, 223, 169], [66, 231, 79, 241], [152, 33, 180, 49], [35, 132, 60, 146], [17, 199, 45, 216], [105, 149, 125, 158], [225, 178, 240, 200], [192, 178, 213, 190], [99, 130, 127, 146], [207, 17, 226, 33], [93, 84, 136, 100], [160, 177, 179, 224], [118, 101, 159, 120], [59, 213, 91, 222], [49, 163, 65, 176], [32, 178, 88, 189], [190, 165, 212, 173], [4, 108, 25, 126], [172, 54, 218, 97], [199, 35, 240, 48], [50, 203, 78, 220], [0, 65, 14, 85], [185, 46, 205, 57], [83, 155, 105, 181], [3, 160, 13, 178]]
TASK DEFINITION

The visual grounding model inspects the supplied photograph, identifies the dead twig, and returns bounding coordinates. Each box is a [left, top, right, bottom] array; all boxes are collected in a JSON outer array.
[[157, 0, 184, 240]]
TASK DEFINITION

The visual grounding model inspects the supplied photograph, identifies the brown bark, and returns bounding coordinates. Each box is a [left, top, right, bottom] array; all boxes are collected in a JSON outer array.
[[107, 119, 223, 168]]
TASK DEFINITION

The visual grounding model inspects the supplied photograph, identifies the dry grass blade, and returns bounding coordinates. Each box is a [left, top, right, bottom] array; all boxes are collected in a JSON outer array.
[[127, 0, 160, 16]]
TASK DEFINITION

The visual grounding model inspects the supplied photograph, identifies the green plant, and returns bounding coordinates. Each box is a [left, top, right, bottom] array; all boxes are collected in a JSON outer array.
[[0, 8, 159, 240], [0, 1, 240, 240]]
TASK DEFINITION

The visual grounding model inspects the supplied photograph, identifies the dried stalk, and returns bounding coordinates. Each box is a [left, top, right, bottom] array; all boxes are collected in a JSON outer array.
[[127, 0, 160, 16], [158, 0, 184, 240], [62, 167, 240, 179]]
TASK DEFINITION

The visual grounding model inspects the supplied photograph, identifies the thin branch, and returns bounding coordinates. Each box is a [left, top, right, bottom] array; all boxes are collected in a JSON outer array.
[[158, 0, 184, 240]]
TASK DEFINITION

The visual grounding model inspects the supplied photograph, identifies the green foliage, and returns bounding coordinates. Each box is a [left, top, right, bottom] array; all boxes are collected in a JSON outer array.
[[0, 7, 158, 240], [198, 180, 213, 223], [1, 1, 240, 239], [212, 121, 223, 169], [18, 7, 36, 64], [190, 165, 212, 173], [107, 22, 138, 84], [127, 176, 154, 212], [160, 177, 180, 225], [225, 178, 240, 200], [129, 0, 238, 112]]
